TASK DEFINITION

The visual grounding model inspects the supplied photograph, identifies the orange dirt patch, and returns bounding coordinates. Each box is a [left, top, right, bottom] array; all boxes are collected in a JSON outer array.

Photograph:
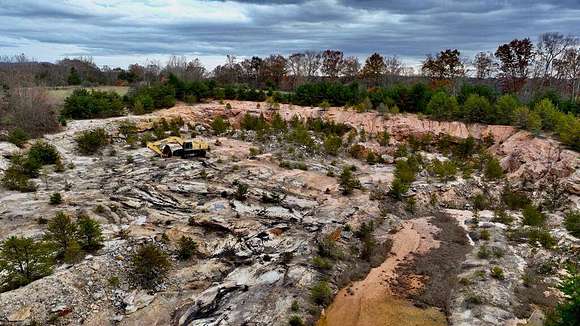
[[317, 218, 446, 326]]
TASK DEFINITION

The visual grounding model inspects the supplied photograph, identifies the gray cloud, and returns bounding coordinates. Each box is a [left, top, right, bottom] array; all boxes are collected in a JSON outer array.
[[0, 0, 578, 67]]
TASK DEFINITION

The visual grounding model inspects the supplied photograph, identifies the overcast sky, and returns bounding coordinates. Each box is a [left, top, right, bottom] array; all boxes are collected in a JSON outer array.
[[0, 0, 578, 69]]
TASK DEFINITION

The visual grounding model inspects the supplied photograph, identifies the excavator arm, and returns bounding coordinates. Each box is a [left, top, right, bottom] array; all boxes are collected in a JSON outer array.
[[146, 141, 164, 157], [146, 136, 184, 157]]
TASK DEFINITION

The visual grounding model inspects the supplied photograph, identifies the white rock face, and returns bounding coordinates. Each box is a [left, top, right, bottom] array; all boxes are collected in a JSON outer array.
[[0, 102, 577, 326]]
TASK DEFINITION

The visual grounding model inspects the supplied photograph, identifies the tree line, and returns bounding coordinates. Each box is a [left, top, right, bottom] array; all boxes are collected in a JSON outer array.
[[1, 32, 578, 150], [1, 32, 578, 99]]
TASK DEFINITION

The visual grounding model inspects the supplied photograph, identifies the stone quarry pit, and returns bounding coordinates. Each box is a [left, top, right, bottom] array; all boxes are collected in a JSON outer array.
[[0, 100, 578, 326]]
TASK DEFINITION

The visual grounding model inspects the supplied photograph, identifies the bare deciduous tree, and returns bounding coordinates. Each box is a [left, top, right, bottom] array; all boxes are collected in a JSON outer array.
[[287, 53, 306, 87], [304, 50, 322, 82], [321, 50, 344, 80], [473, 52, 496, 79], [554, 47, 580, 101], [261, 54, 287, 88], [340, 56, 360, 82], [185, 58, 206, 81], [384, 55, 404, 84], [495, 39, 534, 93], [164, 55, 188, 80], [1, 88, 60, 136], [240, 56, 263, 87], [421, 49, 464, 80], [143, 59, 161, 85], [212, 55, 242, 85], [536, 32, 578, 86]]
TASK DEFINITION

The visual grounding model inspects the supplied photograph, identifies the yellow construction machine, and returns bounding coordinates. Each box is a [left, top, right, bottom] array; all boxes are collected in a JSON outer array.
[[147, 136, 209, 158]]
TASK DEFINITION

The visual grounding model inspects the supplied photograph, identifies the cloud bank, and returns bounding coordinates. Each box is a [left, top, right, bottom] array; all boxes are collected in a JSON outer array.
[[0, 0, 578, 67]]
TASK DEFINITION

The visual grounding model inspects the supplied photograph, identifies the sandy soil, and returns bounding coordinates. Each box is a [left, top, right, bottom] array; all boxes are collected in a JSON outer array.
[[317, 218, 446, 326]]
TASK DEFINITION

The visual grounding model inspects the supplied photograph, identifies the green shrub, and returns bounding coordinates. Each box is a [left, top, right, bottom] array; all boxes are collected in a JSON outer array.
[[129, 83, 176, 112], [388, 177, 409, 200], [480, 229, 491, 241], [465, 293, 484, 306], [349, 144, 366, 159], [312, 256, 333, 270], [75, 128, 109, 155], [405, 197, 417, 213], [339, 166, 361, 195], [234, 182, 249, 201], [49, 192, 62, 205], [271, 112, 287, 131], [492, 209, 514, 225], [1, 155, 38, 192], [131, 243, 171, 289], [428, 159, 457, 182], [556, 113, 580, 151], [108, 276, 120, 287], [323, 135, 342, 156], [185, 95, 198, 105], [240, 112, 269, 132], [63, 240, 83, 264], [61, 89, 124, 119], [544, 265, 579, 326], [288, 315, 305, 326], [394, 159, 418, 184], [317, 235, 340, 259], [291, 300, 300, 312], [527, 228, 557, 249], [454, 136, 478, 158], [366, 151, 379, 165], [534, 99, 561, 131], [564, 211, 580, 238], [28, 141, 61, 166], [484, 157, 504, 180], [0, 236, 54, 291], [462, 94, 493, 123], [249, 147, 261, 157], [522, 205, 546, 227], [7, 128, 29, 147], [2, 146, 54, 191], [477, 245, 491, 259], [310, 281, 332, 306], [492, 247, 505, 258], [118, 120, 138, 136], [279, 160, 308, 170], [45, 212, 79, 259], [139, 132, 155, 147], [360, 233, 377, 262], [426, 92, 460, 120], [509, 227, 557, 249], [377, 131, 390, 146], [495, 94, 519, 125], [512, 106, 541, 134], [76, 216, 103, 251], [150, 117, 183, 137], [211, 116, 229, 135], [501, 186, 531, 210], [176, 236, 197, 261], [490, 266, 505, 280], [288, 125, 313, 148], [472, 193, 489, 211]]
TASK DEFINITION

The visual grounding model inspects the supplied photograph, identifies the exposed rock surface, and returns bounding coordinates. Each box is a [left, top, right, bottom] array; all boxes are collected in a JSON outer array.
[[154, 101, 578, 196], [0, 101, 577, 326]]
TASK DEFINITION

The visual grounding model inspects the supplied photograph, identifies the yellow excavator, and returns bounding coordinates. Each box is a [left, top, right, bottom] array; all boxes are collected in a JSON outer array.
[[147, 136, 209, 158]]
